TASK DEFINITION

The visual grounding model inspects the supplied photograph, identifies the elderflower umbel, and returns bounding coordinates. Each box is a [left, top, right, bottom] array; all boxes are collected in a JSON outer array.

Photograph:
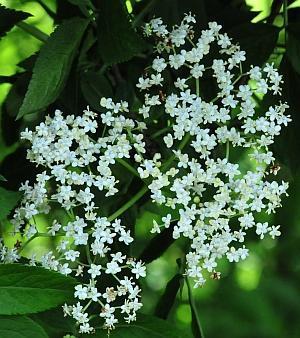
[[10, 105, 146, 333], [7, 13, 291, 334], [137, 14, 290, 286]]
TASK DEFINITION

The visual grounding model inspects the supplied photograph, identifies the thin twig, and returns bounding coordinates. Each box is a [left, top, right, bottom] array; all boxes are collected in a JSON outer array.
[[186, 277, 205, 338], [17, 22, 48, 42]]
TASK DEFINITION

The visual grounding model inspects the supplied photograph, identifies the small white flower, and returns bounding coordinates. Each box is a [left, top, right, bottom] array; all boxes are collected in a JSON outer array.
[[131, 261, 146, 279], [163, 133, 173, 148], [256, 222, 269, 239], [105, 261, 121, 274], [88, 264, 102, 279], [74, 285, 88, 300]]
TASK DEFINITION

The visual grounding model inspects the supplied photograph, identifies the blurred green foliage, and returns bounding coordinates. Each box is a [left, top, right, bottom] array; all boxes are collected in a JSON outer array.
[[1, 0, 300, 337]]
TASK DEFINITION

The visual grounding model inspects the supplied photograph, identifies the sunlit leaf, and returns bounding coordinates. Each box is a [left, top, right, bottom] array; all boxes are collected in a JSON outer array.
[[17, 17, 89, 119], [0, 264, 77, 315]]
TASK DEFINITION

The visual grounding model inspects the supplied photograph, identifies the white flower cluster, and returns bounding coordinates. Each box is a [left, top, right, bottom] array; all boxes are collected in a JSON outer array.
[[9, 107, 146, 333], [5, 13, 290, 334], [139, 14, 290, 286]]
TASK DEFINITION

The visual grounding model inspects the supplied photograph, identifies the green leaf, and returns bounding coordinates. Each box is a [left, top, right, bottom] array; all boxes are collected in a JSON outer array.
[[114, 81, 136, 108], [97, 0, 147, 65], [0, 187, 22, 220], [17, 17, 89, 119], [274, 56, 300, 174], [0, 5, 30, 39], [67, 0, 94, 17], [229, 23, 280, 67], [211, 3, 258, 30], [138, 223, 176, 264], [287, 23, 300, 75], [3, 72, 31, 118], [80, 71, 112, 111], [83, 315, 192, 337], [0, 315, 48, 338], [0, 264, 77, 315], [30, 308, 75, 338], [155, 273, 183, 319]]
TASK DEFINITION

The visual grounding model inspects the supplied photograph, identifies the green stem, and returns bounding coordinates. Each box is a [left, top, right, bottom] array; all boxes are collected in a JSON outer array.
[[283, 0, 288, 46], [108, 185, 148, 221], [17, 22, 48, 42], [18, 232, 64, 254], [186, 277, 205, 338], [188, 37, 196, 48], [86, 242, 92, 265], [152, 126, 172, 139], [116, 158, 139, 177], [179, 133, 191, 151], [232, 73, 245, 86], [83, 299, 92, 312], [196, 78, 200, 97], [101, 125, 107, 137], [226, 140, 230, 161], [162, 133, 191, 171], [18, 233, 39, 254]]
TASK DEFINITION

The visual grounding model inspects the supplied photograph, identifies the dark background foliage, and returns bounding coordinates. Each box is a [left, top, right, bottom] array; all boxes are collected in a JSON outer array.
[[0, 0, 300, 337]]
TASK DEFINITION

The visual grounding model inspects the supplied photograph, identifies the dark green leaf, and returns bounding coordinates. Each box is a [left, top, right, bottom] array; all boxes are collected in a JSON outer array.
[[147, 0, 255, 31], [287, 23, 300, 75], [82, 314, 192, 337], [3, 72, 31, 119], [97, 0, 147, 65], [274, 56, 300, 174], [0, 5, 31, 39], [17, 17, 89, 119], [56, 0, 84, 21], [67, 0, 94, 17], [229, 23, 280, 67], [114, 80, 136, 108], [0, 187, 22, 220], [147, 0, 181, 27], [155, 273, 183, 319], [80, 71, 112, 111], [0, 315, 48, 338], [210, 3, 258, 30], [30, 308, 76, 338], [78, 28, 96, 65], [138, 222, 176, 264], [0, 264, 77, 315]]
